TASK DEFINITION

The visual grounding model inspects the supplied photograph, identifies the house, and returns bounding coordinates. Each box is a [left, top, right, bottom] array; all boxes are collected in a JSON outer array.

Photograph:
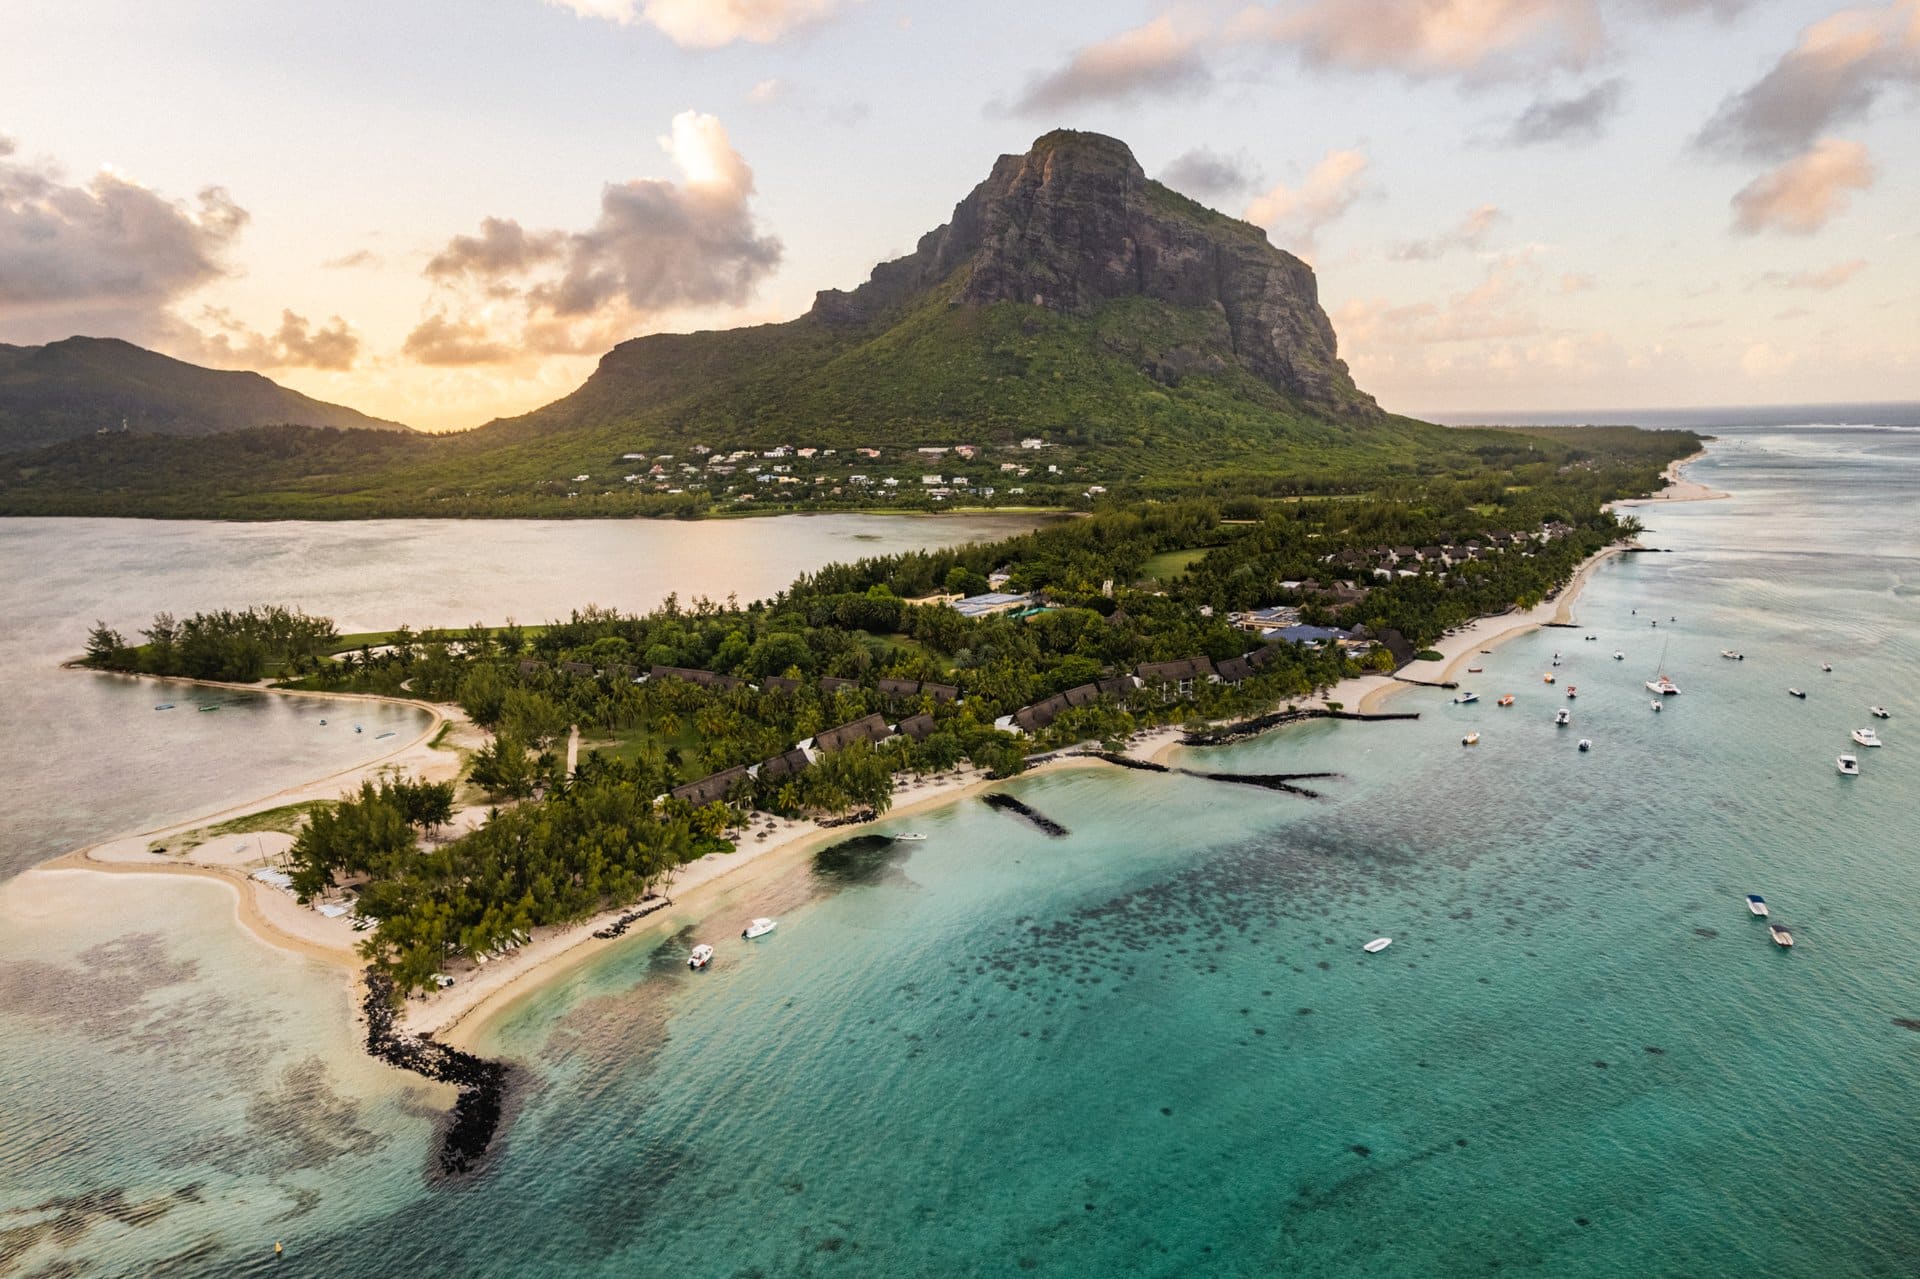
[[877, 677, 921, 699], [856, 447, 882, 458], [670, 765, 750, 807], [649, 664, 745, 691], [752, 747, 811, 782], [895, 712, 936, 741], [518, 658, 548, 676], [819, 676, 861, 695], [1136, 657, 1216, 697], [1096, 674, 1141, 697], [1268, 625, 1353, 647], [921, 682, 959, 702], [951, 591, 1030, 619], [1233, 605, 1300, 633], [808, 713, 894, 754], [1019, 437, 1046, 449], [761, 675, 802, 695], [1216, 656, 1255, 683], [922, 475, 944, 485], [559, 660, 595, 677]]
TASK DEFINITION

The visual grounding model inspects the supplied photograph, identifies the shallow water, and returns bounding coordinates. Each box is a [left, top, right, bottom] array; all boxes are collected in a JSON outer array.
[[4, 424, 1919, 1277]]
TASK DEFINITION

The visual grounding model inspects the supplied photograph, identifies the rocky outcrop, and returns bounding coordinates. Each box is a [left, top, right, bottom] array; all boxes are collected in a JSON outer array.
[[809, 130, 1378, 418]]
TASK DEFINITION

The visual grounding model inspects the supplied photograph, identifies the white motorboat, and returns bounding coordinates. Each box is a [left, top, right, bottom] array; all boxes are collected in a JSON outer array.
[[1650, 700, 1662, 712], [1613, 651, 1625, 660], [1363, 937, 1393, 953], [1646, 674, 1680, 696], [1788, 688, 1806, 699], [688, 944, 714, 970], [1851, 728, 1881, 747], [742, 917, 778, 939], [1555, 709, 1572, 726], [1769, 924, 1794, 948], [1836, 754, 1859, 776], [1454, 691, 1480, 704], [1870, 706, 1890, 719], [1721, 650, 1744, 661], [1578, 739, 1593, 752], [1820, 662, 1833, 673], [892, 832, 928, 842], [1461, 731, 1480, 746], [1745, 894, 1768, 917]]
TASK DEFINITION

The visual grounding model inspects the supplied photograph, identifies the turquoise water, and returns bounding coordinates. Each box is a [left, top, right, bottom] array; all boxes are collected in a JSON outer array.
[[5, 425, 1918, 1276]]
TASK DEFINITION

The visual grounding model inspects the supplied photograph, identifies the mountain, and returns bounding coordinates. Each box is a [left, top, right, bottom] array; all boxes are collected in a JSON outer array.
[[494, 129, 1379, 453], [2, 131, 1533, 518], [0, 337, 409, 451]]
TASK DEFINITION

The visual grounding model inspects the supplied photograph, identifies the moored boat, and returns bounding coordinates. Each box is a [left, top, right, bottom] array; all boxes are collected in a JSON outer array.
[[1461, 731, 1480, 746], [1454, 691, 1480, 704], [1566, 686, 1577, 699], [1363, 937, 1393, 953], [1788, 688, 1806, 699], [1821, 662, 1833, 673], [1613, 650, 1625, 660], [1646, 674, 1680, 696], [1745, 894, 1768, 917], [742, 917, 778, 939], [153, 703, 174, 711], [1870, 706, 1890, 719], [1578, 738, 1593, 752], [892, 832, 927, 842], [1769, 924, 1794, 948], [1836, 754, 1859, 775], [1721, 650, 1744, 660], [1650, 700, 1662, 711], [1850, 728, 1881, 747], [688, 944, 714, 970], [1555, 709, 1572, 726], [1544, 673, 1556, 684], [1497, 694, 1514, 707]]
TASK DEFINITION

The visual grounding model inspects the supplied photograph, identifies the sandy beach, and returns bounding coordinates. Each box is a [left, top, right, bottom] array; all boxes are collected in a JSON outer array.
[[1615, 448, 1729, 506]]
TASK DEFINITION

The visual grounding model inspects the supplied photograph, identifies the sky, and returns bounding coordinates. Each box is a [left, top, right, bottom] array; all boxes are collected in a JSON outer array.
[[1, 0, 1916, 429]]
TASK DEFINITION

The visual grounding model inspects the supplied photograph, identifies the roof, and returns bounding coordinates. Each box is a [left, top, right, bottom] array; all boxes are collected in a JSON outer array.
[[1269, 625, 1352, 644], [761, 675, 801, 695], [650, 664, 745, 690], [559, 661, 595, 676], [877, 677, 920, 697], [896, 712, 936, 740], [921, 682, 959, 702], [518, 658, 547, 674], [1137, 656, 1216, 682], [670, 764, 750, 806], [755, 747, 811, 780], [952, 591, 1029, 618], [819, 676, 860, 693], [1216, 656, 1254, 683], [814, 712, 894, 753]]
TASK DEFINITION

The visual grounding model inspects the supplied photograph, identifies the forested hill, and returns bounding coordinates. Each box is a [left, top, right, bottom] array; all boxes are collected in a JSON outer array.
[[0, 336, 410, 452]]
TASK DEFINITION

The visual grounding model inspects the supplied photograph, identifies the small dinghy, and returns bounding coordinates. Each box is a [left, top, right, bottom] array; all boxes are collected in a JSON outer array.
[[1363, 937, 1393, 954], [1544, 673, 1556, 684], [1461, 731, 1481, 746], [1467, 666, 1484, 673], [1769, 924, 1794, 948], [1836, 754, 1860, 776], [688, 944, 714, 970], [1745, 894, 1769, 917], [742, 917, 778, 939], [1578, 739, 1593, 752]]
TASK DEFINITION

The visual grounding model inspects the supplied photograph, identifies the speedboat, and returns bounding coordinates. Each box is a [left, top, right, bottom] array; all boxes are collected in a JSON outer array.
[[1650, 700, 1663, 712], [1555, 709, 1572, 726], [1769, 924, 1794, 948], [1585, 634, 1597, 641], [1363, 937, 1393, 953], [1646, 674, 1680, 696], [1836, 754, 1860, 776], [1870, 706, 1890, 719], [1613, 651, 1625, 661], [1454, 691, 1480, 704], [742, 917, 778, 939], [892, 832, 928, 842], [1788, 688, 1806, 700], [1578, 739, 1593, 752], [688, 944, 714, 970], [1745, 894, 1769, 917], [1721, 650, 1744, 660], [1851, 728, 1881, 747], [1498, 694, 1515, 707], [1461, 731, 1480, 746]]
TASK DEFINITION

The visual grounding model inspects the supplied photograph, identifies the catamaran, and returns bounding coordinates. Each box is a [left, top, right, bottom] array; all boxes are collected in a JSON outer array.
[[1646, 638, 1680, 695]]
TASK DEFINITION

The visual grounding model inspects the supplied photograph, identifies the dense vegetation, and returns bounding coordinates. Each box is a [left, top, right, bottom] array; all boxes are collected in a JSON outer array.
[[88, 425, 1693, 996]]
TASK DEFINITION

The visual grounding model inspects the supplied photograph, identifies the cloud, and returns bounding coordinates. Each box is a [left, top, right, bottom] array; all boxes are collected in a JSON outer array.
[[1009, 16, 1212, 114], [1730, 138, 1875, 235], [1757, 258, 1868, 291], [1502, 78, 1624, 145], [0, 140, 246, 336], [1390, 203, 1504, 261], [413, 111, 781, 366], [190, 307, 362, 370], [1158, 147, 1259, 198], [322, 248, 382, 270], [1244, 149, 1369, 251], [1230, 0, 1606, 81], [1695, 0, 1920, 160], [543, 0, 855, 47]]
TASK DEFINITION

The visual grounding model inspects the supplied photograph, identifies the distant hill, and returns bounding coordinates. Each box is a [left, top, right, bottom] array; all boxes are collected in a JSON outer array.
[[0, 336, 409, 451], [2, 131, 1567, 518]]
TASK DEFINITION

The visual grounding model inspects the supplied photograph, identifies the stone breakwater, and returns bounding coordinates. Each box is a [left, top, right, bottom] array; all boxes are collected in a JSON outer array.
[[593, 893, 670, 940], [1180, 708, 1418, 749], [982, 793, 1070, 837], [363, 972, 512, 1178]]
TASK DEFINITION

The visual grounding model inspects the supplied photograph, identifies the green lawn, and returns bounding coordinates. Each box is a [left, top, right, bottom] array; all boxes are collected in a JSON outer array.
[[1139, 547, 1216, 582]]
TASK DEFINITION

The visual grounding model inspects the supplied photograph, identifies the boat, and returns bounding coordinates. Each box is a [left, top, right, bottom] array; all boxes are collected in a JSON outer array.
[[1363, 937, 1393, 953], [688, 944, 714, 970], [1544, 673, 1556, 684], [1821, 662, 1833, 673], [1836, 754, 1859, 775], [318, 718, 327, 725], [1646, 674, 1680, 696], [1467, 666, 1484, 673], [1613, 651, 1624, 661], [1769, 924, 1794, 948], [1745, 894, 1769, 917], [1788, 688, 1806, 699], [1650, 700, 1662, 711], [1498, 694, 1515, 707], [1578, 739, 1593, 752], [153, 703, 174, 711], [1454, 691, 1479, 704], [1461, 731, 1480, 746], [1851, 728, 1881, 748], [742, 917, 777, 939], [1870, 706, 1890, 719], [1585, 634, 1597, 641], [375, 730, 395, 740], [1566, 686, 1578, 699], [1555, 709, 1572, 726], [892, 832, 927, 842], [1721, 650, 1744, 660]]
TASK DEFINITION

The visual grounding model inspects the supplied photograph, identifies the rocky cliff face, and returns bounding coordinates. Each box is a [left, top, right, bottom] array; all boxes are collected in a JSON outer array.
[[810, 130, 1378, 418]]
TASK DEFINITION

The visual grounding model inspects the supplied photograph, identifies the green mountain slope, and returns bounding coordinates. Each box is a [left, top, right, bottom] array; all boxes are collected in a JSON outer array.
[[0, 336, 410, 452]]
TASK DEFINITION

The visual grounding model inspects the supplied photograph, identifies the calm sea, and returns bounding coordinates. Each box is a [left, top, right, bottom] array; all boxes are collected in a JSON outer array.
[[3, 420, 1918, 1277]]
